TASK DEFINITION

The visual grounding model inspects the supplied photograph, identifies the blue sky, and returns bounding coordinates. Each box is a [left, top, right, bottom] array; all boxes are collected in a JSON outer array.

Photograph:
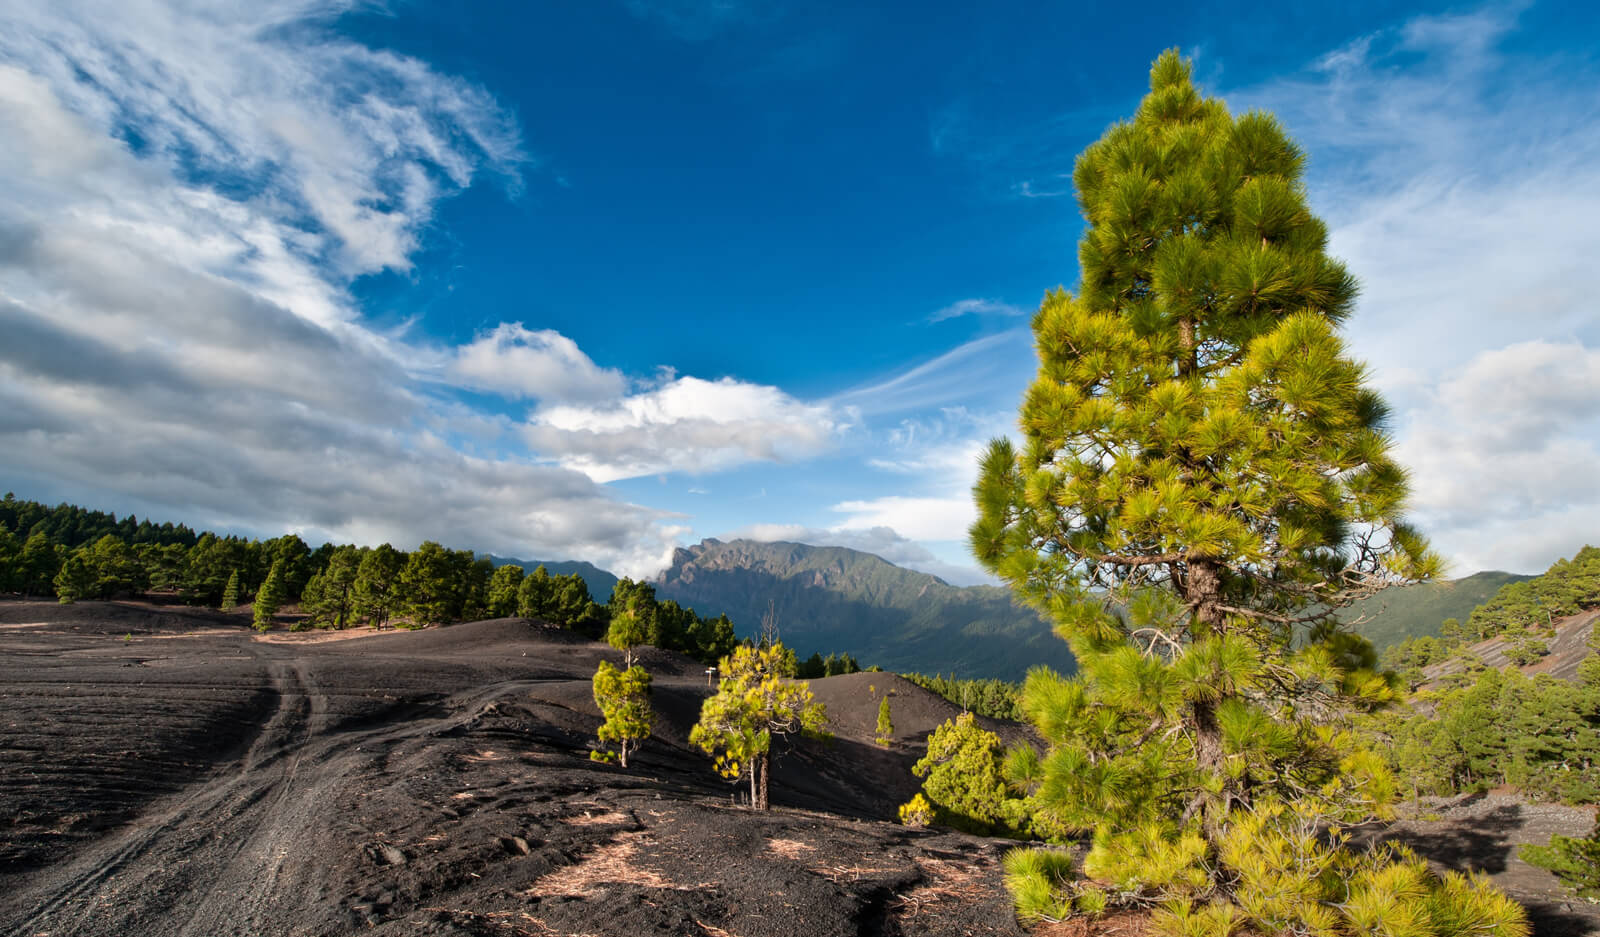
[[1, 0, 1597, 583]]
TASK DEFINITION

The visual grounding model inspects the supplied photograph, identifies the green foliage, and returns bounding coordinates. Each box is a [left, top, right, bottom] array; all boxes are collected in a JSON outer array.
[[909, 712, 1033, 837], [1466, 546, 1600, 641], [797, 651, 862, 679], [221, 568, 240, 611], [875, 696, 893, 746], [606, 596, 649, 668], [1002, 847, 1075, 924], [687, 612, 738, 664], [518, 564, 604, 632], [253, 559, 285, 631], [964, 50, 1517, 927], [1368, 664, 1600, 803], [591, 660, 652, 768], [1520, 815, 1600, 899], [900, 672, 1022, 720], [898, 793, 933, 827], [301, 546, 359, 628], [353, 543, 405, 627], [53, 549, 95, 604], [486, 563, 524, 618], [690, 643, 827, 810], [1012, 808, 1529, 936]]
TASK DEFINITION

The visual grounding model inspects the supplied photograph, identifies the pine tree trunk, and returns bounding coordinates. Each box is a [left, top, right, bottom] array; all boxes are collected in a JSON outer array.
[[754, 753, 770, 810], [1184, 557, 1231, 836]]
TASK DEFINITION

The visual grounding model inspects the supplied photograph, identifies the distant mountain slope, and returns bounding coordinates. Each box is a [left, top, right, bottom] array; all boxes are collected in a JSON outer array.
[[483, 555, 619, 603], [1341, 571, 1533, 652], [652, 539, 1074, 681], [1422, 607, 1600, 684]]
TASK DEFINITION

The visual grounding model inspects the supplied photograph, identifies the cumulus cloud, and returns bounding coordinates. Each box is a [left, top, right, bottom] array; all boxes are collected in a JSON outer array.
[[449, 323, 626, 402], [1393, 340, 1600, 573], [0, 1, 689, 576], [1227, 5, 1600, 574], [526, 376, 848, 483]]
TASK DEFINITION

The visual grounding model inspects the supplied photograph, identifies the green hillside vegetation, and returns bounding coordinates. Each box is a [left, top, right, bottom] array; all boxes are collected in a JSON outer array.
[[653, 538, 1075, 680], [1367, 548, 1600, 805], [484, 553, 619, 603], [1343, 570, 1532, 653], [1366, 623, 1600, 804], [1382, 546, 1600, 683], [0, 494, 737, 665]]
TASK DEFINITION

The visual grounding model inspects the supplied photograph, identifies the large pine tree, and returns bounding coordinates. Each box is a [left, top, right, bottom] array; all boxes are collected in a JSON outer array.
[[975, 52, 1525, 933]]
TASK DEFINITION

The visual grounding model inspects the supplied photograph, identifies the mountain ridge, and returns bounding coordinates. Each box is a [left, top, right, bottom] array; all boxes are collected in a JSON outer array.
[[652, 538, 1074, 680]]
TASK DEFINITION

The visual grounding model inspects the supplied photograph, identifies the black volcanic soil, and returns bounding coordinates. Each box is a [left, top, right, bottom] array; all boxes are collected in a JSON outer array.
[[2, 600, 1595, 936], [1, 601, 1026, 937]]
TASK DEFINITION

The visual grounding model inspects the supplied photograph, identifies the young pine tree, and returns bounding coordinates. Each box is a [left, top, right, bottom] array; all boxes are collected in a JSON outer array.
[[875, 695, 894, 747], [690, 644, 827, 810], [253, 559, 285, 632], [591, 660, 653, 768], [606, 596, 649, 669], [221, 568, 240, 611], [973, 51, 1525, 934]]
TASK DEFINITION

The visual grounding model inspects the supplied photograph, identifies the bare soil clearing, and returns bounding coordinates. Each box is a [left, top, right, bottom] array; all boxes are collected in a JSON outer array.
[[2, 599, 1595, 936], [1, 601, 1024, 937]]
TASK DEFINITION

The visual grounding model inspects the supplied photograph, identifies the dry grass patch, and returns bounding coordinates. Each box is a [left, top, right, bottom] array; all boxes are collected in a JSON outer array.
[[890, 855, 993, 919], [561, 808, 630, 827], [524, 832, 679, 898], [766, 837, 815, 859]]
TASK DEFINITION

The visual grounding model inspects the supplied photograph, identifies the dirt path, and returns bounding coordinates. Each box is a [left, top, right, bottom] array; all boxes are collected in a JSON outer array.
[[3, 602, 1594, 937]]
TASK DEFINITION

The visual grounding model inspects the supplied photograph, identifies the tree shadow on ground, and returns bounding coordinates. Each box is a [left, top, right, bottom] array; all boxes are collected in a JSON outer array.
[[1378, 793, 1523, 875]]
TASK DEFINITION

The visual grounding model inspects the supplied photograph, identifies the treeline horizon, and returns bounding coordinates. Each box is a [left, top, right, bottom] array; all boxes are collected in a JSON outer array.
[[0, 493, 747, 665]]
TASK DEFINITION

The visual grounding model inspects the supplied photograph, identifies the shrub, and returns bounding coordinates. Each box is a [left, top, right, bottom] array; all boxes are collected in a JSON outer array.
[[898, 793, 933, 827], [1002, 847, 1075, 924], [1521, 816, 1600, 899]]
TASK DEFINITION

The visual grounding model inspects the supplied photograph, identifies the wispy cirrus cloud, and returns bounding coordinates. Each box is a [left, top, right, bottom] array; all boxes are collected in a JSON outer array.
[[828, 329, 1033, 417], [0, 0, 740, 577], [928, 297, 1029, 322], [1228, 4, 1600, 574]]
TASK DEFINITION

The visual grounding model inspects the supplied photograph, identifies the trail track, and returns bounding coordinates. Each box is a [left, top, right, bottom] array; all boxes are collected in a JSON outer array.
[[2, 600, 1594, 937], [0, 602, 1025, 936]]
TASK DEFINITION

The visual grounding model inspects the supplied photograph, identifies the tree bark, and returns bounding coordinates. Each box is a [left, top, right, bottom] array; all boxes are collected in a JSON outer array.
[[754, 753, 770, 810], [1183, 557, 1231, 835]]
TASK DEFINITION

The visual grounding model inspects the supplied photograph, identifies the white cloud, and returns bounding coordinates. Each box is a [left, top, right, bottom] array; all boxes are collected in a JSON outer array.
[[929, 297, 1029, 322], [525, 375, 849, 482], [722, 522, 994, 586], [1393, 340, 1600, 573], [831, 495, 976, 544], [829, 329, 1033, 416], [0, 1, 685, 577], [1227, 5, 1600, 575], [449, 323, 626, 402]]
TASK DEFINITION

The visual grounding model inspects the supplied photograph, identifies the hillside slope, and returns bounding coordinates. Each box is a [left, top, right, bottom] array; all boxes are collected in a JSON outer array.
[[653, 539, 1073, 680], [1422, 607, 1600, 685], [1343, 571, 1533, 652], [485, 554, 620, 602]]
